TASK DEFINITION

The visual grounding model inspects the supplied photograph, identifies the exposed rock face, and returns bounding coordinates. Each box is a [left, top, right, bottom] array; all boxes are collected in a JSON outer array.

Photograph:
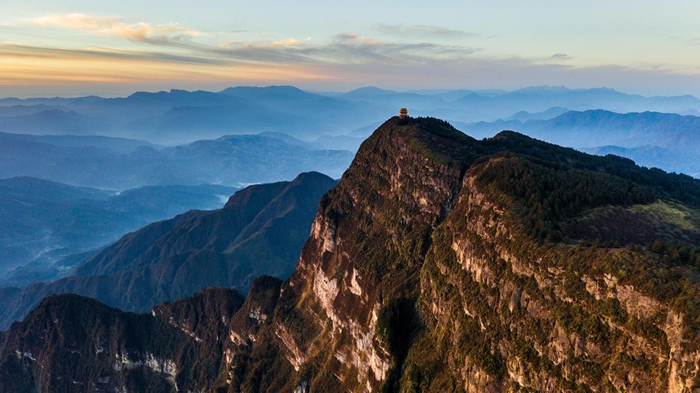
[[0, 288, 244, 392], [418, 162, 697, 392], [256, 118, 478, 391], [244, 118, 698, 392], [230, 118, 699, 392], [1, 116, 698, 392]]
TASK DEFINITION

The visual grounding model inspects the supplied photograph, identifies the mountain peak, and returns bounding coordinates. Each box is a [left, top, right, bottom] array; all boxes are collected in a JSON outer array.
[[219, 85, 314, 98], [289, 170, 336, 185], [512, 85, 572, 94], [491, 129, 529, 140], [357, 116, 479, 168], [341, 86, 397, 100]]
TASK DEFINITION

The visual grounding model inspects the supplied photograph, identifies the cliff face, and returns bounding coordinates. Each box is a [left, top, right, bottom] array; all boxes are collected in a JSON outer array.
[[0, 289, 240, 393], [248, 118, 699, 392], [259, 118, 479, 391], [1, 117, 698, 392], [417, 158, 697, 392]]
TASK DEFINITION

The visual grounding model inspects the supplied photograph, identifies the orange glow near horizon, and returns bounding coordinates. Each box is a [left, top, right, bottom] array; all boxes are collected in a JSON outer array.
[[0, 53, 333, 88], [1, 5, 700, 97]]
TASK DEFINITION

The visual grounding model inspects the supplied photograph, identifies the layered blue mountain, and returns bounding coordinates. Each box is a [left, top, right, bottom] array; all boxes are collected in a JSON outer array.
[[0, 132, 352, 189], [505, 106, 571, 121], [0, 86, 388, 143], [1, 85, 699, 144], [0, 176, 236, 285], [0, 110, 103, 136], [337, 85, 700, 123], [0, 172, 335, 329], [0, 132, 155, 153], [460, 110, 700, 177]]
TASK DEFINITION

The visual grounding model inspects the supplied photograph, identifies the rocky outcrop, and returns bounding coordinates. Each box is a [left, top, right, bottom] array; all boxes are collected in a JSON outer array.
[[418, 161, 698, 392]]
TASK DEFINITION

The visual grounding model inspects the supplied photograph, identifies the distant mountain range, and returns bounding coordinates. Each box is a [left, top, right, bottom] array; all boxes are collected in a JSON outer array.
[[0, 132, 156, 153], [2, 84, 698, 178], [332, 85, 700, 122], [0, 86, 388, 143], [1, 85, 698, 144], [505, 106, 571, 122], [458, 109, 700, 177], [0, 132, 352, 190], [0, 176, 237, 285], [297, 107, 700, 178], [0, 172, 335, 329], [0, 110, 104, 136]]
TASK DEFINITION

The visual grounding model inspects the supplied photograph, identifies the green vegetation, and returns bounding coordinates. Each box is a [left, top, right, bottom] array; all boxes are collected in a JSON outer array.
[[474, 154, 656, 244], [632, 200, 700, 232], [648, 239, 700, 269], [483, 131, 700, 208]]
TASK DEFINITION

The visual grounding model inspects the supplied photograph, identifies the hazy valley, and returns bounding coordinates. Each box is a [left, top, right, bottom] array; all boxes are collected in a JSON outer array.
[[0, 176, 236, 286]]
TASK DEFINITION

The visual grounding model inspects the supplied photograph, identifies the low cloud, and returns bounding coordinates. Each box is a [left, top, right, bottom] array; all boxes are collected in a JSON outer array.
[[30, 13, 203, 47], [374, 24, 474, 38], [0, 41, 227, 66], [662, 34, 700, 47], [549, 53, 573, 61], [215, 33, 478, 66]]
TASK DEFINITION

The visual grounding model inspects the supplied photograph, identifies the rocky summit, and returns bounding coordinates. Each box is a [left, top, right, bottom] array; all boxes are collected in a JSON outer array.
[[1, 116, 698, 392]]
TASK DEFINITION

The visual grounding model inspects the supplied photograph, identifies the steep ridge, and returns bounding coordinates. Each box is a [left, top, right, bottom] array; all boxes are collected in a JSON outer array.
[[1, 117, 698, 392], [257, 117, 482, 390], [231, 117, 699, 392], [0, 172, 336, 329]]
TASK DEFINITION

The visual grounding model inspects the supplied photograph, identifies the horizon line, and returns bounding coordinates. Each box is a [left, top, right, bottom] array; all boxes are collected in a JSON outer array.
[[2, 84, 699, 101]]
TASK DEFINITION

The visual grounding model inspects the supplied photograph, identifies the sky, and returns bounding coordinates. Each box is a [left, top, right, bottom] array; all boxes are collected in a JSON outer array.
[[1, 0, 699, 97]]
